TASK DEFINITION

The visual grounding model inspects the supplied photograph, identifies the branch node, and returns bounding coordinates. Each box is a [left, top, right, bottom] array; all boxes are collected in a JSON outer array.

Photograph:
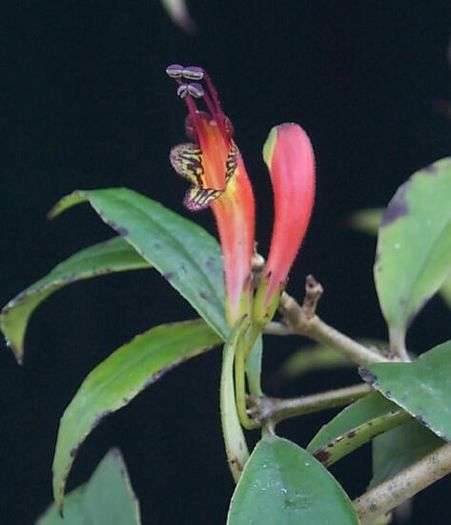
[[302, 274, 323, 319]]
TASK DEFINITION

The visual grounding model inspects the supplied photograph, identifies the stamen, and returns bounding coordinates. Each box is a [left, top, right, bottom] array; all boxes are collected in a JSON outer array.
[[182, 66, 204, 80], [177, 83, 204, 99], [166, 63, 233, 143], [166, 64, 185, 79], [177, 83, 190, 98], [187, 83, 204, 98]]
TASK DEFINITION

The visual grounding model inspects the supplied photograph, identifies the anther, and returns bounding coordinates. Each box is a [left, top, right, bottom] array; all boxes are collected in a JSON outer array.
[[177, 83, 204, 99], [166, 64, 185, 79], [182, 66, 204, 80], [177, 83, 190, 98], [187, 83, 204, 98]]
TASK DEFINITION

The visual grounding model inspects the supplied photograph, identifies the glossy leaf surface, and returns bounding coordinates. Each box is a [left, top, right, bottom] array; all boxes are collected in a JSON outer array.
[[53, 320, 221, 511], [50, 188, 228, 338], [307, 393, 409, 467], [0, 237, 148, 363], [227, 435, 359, 525], [374, 158, 451, 338], [350, 207, 451, 310], [361, 340, 451, 441], [39, 449, 140, 524]]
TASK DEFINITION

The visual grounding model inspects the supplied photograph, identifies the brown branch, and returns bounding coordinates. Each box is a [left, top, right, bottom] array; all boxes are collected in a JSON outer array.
[[278, 276, 389, 366], [249, 383, 371, 425], [353, 443, 451, 524]]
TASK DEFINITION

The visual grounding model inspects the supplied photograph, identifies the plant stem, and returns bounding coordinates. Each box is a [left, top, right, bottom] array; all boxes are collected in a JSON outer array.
[[278, 288, 389, 366], [220, 318, 250, 482], [353, 443, 451, 524], [389, 326, 410, 362], [249, 383, 371, 425], [299, 316, 388, 365]]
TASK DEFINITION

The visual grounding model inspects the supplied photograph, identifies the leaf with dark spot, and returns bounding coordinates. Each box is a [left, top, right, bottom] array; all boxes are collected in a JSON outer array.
[[49, 189, 229, 338], [380, 183, 409, 226], [360, 339, 451, 442], [307, 393, 410, 467], [422, 163, 438, 174], [350, 209, 451, 311], [374, 157, 451, 346]]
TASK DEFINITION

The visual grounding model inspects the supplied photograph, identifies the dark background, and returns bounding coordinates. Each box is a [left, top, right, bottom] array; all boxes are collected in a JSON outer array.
[[2, 1, 451, 523]]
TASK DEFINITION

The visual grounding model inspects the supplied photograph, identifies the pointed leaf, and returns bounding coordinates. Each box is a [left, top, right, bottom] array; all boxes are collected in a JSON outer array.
[[361, 339, 451, 441], [307, 393, 410, 467], [227, 435, 359, 525], [49, 189, 228, 338], [374, 158, 451, 342], [370, 420, 444, 489], [38, 449, 141, 524], [52, 319, 221, 512], [0, 237, 149, 363]]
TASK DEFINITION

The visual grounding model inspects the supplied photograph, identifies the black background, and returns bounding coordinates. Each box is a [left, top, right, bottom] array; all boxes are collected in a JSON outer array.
[[2, 2, 451, 524]]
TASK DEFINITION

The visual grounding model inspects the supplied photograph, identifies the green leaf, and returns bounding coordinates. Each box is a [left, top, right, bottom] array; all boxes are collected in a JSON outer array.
[[0, 237, 149, 363], [307, 393, 410, 467], [348, 208, 383, 235], [227, 435, 359, 525], [276, 343, 366, 382], [370, 420, 444, 489], [38, 449, 140, 524], [52, 319, 221, 512], [374, 158, 451, 347], [220, 317, 250, 483], [49, 188, 228, 338], [350, 207, 451, 310], [361, 339, 451, 441]]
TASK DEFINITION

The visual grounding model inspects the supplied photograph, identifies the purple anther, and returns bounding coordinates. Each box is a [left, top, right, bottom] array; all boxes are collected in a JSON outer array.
[[182, 66, 204, 81], [187, 83, 204, 98], [177, 83, 190, 98], [166, 64, 185, 79]]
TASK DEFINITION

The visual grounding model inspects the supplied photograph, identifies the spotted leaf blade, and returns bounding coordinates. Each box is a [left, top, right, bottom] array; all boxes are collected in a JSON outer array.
[[307, 393, 410, 467], [361, 339, 451, 441], [349, 208, 451, 310], [49, 188, 228, 339], [374, 158, 451, 346]]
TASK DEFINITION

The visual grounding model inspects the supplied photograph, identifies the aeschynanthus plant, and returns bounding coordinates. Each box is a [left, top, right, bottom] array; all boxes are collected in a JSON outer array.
[[2, 57, 450, 525]]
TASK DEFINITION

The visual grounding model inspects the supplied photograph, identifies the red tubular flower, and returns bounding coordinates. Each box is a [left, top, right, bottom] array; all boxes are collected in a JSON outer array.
[[166, 65, 255, 325], [253, 123, 316, 323]]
